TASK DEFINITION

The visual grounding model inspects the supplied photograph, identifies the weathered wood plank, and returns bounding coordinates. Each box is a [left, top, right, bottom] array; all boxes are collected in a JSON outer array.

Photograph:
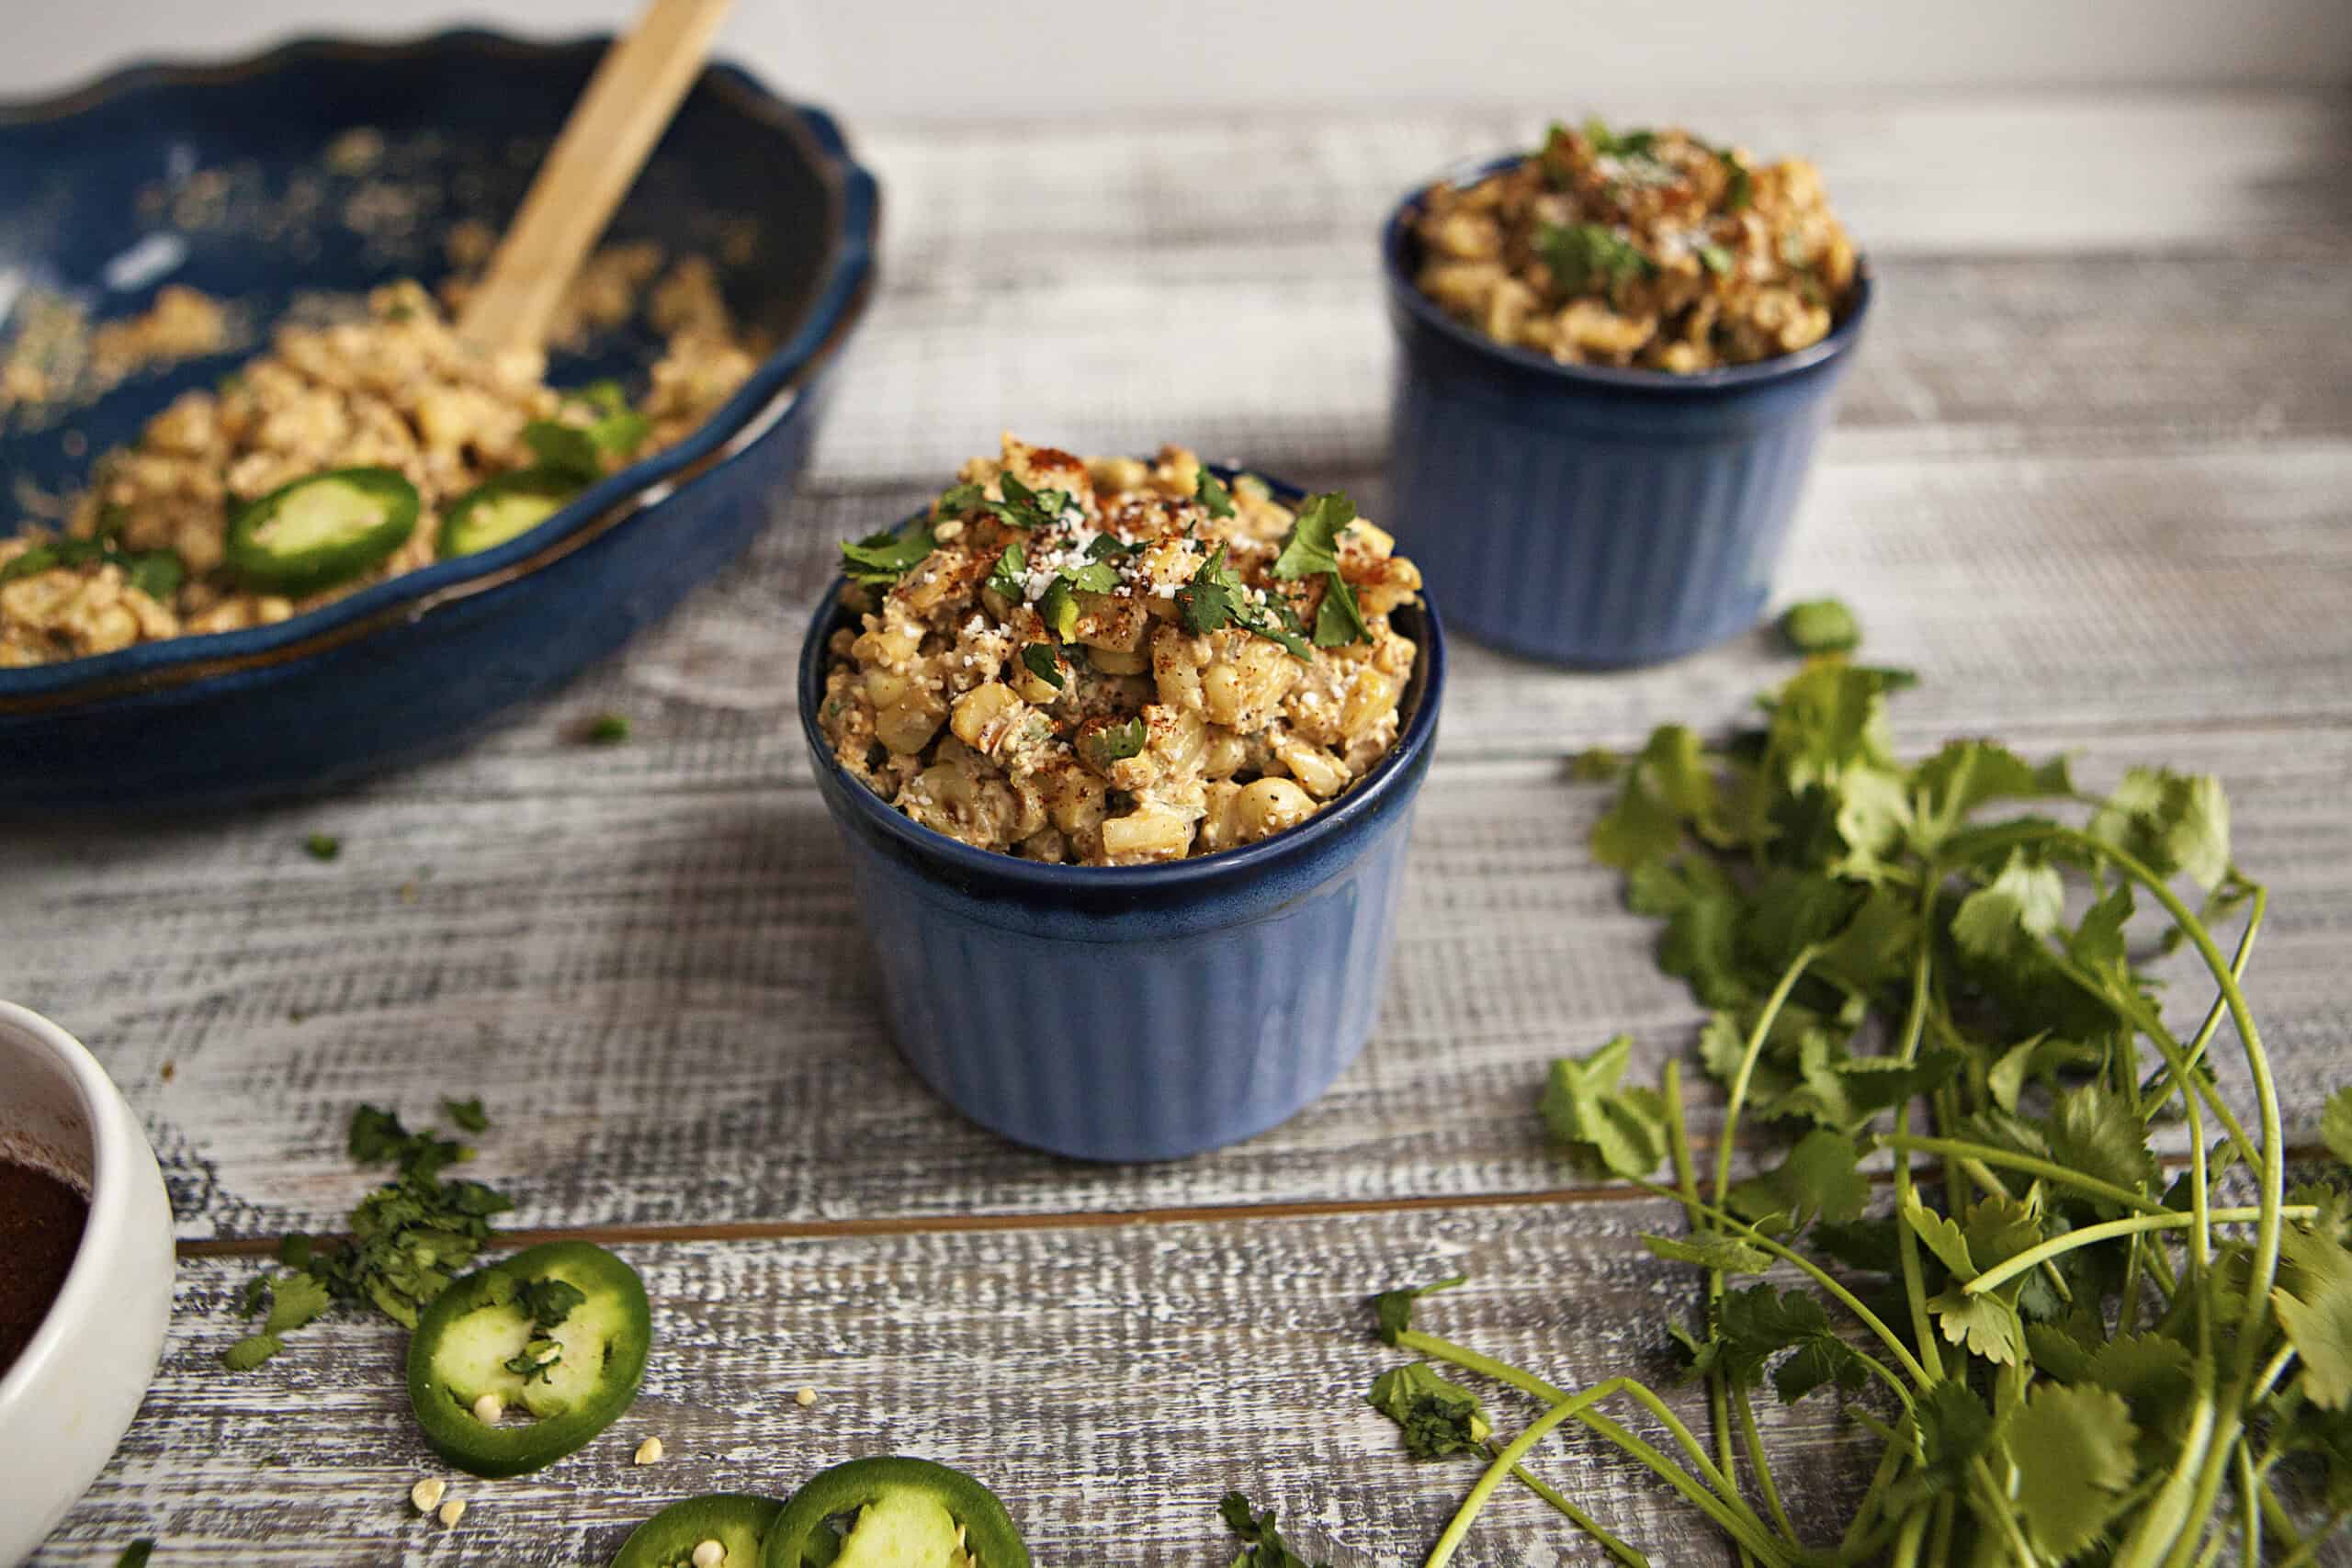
[[4, 723, 2343, 1240], [31, 1202, 1884, 1567]]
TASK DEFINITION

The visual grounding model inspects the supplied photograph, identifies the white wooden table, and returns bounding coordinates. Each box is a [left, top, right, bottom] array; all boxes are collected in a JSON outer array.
[[7, 91, 2352, 1565]]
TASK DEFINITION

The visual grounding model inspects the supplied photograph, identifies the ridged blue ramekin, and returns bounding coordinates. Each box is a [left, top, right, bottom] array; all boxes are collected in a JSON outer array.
[[797, 493, 1445, 1162], [1384, 155, 1872, 667]]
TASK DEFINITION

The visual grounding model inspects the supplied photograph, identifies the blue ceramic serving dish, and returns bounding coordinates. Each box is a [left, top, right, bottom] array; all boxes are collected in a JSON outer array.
[[1384, 153, 1871, 668], [797, 476, 1446, 1162], [0, 31, 878, 810]]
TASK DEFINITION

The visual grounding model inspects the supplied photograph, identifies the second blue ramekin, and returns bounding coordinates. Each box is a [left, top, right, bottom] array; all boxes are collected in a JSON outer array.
[[797, 496, 1445, 1163], [1384, 155, 1872, 668]]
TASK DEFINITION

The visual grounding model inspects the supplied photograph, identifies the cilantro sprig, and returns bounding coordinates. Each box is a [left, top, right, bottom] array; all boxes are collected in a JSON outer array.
[[1330, 626, 2351, 1563]]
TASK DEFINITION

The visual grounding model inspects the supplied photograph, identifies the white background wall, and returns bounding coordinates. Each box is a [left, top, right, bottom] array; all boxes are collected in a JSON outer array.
[[5, 0, 2350, 111]]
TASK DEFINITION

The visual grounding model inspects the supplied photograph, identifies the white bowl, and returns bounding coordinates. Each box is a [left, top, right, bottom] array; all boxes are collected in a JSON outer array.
[[0, 1001, 175, 1565]]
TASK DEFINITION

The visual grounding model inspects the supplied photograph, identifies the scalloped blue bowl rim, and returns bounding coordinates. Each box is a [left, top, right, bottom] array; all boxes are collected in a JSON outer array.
[[797, 466, 1447, 894], [1384, 150, 1873, 394], [0, 28, 879, 707]]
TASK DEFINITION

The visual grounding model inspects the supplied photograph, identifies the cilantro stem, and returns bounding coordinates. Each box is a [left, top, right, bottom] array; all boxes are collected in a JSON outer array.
[[2142, 886, 2265, 1125], [1733, 1395, 1798, 1546], [1663, 1061, 1753, 1568], [1836, 1416, 1909, 1561], [2053, 832, 2283, 1350], [2273, 1507, 2346, 1567], [2250, 1343, 2296, 1402], [2236, 1444, 2259, 1568], [1425, 1398, 1603, 1568], [1396, 1332, 1788, 1558], [1711, 943, 1822, 1213], [1971, 1458, 2043, 1567], [1491, 1452, 1650, 1568], [1890, 884, 1946, 1385], [1963, 1206, 2312, 1296], [1877, 1134, 2163, 1213], [1625, 1180, 1930, 1392]]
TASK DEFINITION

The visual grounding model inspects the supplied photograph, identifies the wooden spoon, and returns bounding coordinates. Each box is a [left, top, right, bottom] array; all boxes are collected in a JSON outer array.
[[458, 0, 737, 355]]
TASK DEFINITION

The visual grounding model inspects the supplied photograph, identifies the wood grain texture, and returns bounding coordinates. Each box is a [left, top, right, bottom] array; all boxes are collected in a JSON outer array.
[[33, 1203, 1891, 1567], [4, 722, 2345, 1240]]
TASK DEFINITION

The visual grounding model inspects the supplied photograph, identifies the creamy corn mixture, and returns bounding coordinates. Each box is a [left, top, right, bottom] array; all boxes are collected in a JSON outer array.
[[1414, 118, 1859, 371], [0, 262, 755, 668], [820, 435, 1425, 867]]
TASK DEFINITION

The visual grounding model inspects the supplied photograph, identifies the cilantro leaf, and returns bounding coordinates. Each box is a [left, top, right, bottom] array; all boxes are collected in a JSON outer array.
[[1272, 493, 1354, 581], [2276, 1221, 2352, 1409], [1537, 222, 1653, 290], [1216, 1494, 1329, 1568], [1718, 150, 1753, 211], [1690, 1284, 1869, 1404], [1695, 241, 1735, 277], [1568, 746, 1624, 783], [1064, 561, 1120, 594], [1539, 1034, 1668, 1179], [1928, 1288, 2023, 1365], [983, 470, 1071, 532], [935, 482, 986, 518], [220, 1333, 284, 1371], [1371, 1274, 1467, 1346], [1366, 1362, 1490, 1459], [2007, 1383, 2141, 1559], [2086, 766, 2232, 891], [261, 1272, 330, 1335], [442, 1097, 489, 1133], [1178, 547, 1244, 637], [521, 415, 639, 479], [1021, 643, 1066, 691], [304, 832, 341, 863], [516, 1276, 587, 1332], [1311, 579, 1371, 649], [1090, 716, 1148, 766], [984, 541, 1026, 602], [1902, 1193, 1979, 1280], [1195, 469, 1236, 519], [2043, 1083, 2158, 1210], [1726, 1129, 1868, 1229], [1779, 598, 1860, 654], [1951, 851, 2067, 961], [840, 522, 937, 585], [2324, 1085, 2352, 1170], [125, 550, 185, 603], [1590, 777, 1683, 873], [585, 713, 630, 745]]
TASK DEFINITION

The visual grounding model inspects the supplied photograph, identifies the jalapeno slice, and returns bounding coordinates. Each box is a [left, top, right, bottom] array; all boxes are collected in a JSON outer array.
[[437, 467, 583, 560], [612, 1494, 784, 1568], [406, 1240, 651, 1478], [763, 1456, 1031, 1568], [224, 467, 421, 595]]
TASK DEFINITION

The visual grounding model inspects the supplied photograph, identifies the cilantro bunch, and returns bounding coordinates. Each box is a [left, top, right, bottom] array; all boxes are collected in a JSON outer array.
[[1342, 625, 2352, 1565]]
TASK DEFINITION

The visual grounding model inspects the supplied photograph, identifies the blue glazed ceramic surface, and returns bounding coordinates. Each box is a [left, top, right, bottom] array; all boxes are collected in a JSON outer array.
[[797, 482, 1446, 1162], [0, 32, 878, 809], [1384, 154, 1871, 668]]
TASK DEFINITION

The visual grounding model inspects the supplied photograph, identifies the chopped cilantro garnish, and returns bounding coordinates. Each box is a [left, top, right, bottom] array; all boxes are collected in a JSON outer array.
[[516, 1276, 586, 1330], [1178, 547, 1312, 660], [935, 481, 986, 518], [1083, 533, 1139, 562], [1216, 1495, 1329, 1568], [1021, 643, 1066, 690], [840, 521, 937, 585], [984, 541, 1027, 602], [303, 832, 341, 862], [1272, 493, 1371, 649], [1195, 469, 1236, 519], [1537, 221, 1655, 291], [1718, 148, 1752, 211], [522, 408, 645, 479], [983, 471, 1070, 532], [125, 550, 185, 602], [1064, 560, 1120, 594], [1695, 241, 1735, 276], [585, 713, 630, 745], [1366, 1362, 1489, 1459], [1093, 716, 1148, 765], [442, 1096, 490, 1133]]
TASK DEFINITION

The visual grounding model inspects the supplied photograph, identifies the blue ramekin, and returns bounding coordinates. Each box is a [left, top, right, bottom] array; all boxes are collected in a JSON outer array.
[[796, 491, 1445, 1163], [1383, 154, 1872, 668]]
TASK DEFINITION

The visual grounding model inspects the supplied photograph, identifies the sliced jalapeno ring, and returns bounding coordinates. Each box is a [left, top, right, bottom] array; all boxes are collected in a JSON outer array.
[[224, 466, 420, 595], [763, 1456, 1031, 1568], [612, 1494, 784, 1568], [406, 1240, 651, 1478], [437, 466, 584, 560]]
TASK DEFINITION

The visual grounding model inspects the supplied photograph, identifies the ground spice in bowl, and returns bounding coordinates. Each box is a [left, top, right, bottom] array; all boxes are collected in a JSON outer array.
[[0, 1158, 88, 1376]]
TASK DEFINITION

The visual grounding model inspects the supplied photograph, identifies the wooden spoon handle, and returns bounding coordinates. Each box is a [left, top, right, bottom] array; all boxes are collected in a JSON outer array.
[[457, 0, 737, 355]]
